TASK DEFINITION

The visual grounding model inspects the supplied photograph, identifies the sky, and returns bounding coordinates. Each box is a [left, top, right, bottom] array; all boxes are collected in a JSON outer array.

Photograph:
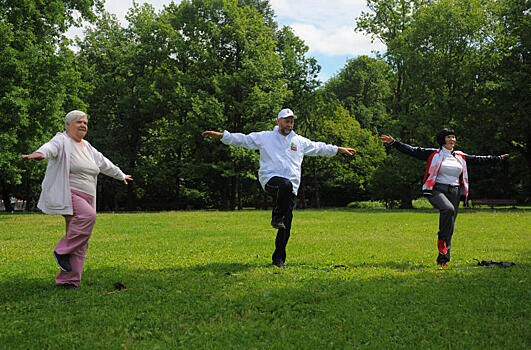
[[67, 0, 386, 82]]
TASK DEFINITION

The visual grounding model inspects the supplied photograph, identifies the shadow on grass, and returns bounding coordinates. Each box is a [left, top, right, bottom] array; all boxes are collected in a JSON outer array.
[[1, 261, 529, 348], [0, 262, 261, 305], [1, 261, 527, 305], [0, 260, 434, 310], [280, 260, 433, 272], [319, 207, 531, 213], [0, 277, 59, 303]]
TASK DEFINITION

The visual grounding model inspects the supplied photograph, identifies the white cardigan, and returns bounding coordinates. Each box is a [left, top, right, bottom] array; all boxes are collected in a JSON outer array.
[[35, 132, 126, 215]]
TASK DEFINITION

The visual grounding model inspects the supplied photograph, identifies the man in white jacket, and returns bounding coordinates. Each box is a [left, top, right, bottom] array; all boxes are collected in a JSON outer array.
[[202, 108, 356, 267]]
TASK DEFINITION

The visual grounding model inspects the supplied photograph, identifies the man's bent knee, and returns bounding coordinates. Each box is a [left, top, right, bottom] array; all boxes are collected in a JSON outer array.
[[440, 207, 455, 217], [278, 179, 293, 192]]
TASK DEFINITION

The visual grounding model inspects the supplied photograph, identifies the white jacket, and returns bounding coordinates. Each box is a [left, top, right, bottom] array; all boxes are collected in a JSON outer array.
[[35, 132, 126, 215], [221, 126, 338, 195]]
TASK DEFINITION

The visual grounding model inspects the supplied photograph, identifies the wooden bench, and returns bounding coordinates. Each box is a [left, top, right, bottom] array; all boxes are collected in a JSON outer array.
[[471, 199, 517, 208]]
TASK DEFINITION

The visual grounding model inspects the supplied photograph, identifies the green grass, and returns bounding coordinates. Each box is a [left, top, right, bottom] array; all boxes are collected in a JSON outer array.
[[0, 209, 529, 349]]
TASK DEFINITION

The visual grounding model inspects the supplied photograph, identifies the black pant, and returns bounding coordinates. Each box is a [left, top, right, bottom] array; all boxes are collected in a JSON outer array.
[[427, 183, 460, 263], [265, 177, 296, 264]]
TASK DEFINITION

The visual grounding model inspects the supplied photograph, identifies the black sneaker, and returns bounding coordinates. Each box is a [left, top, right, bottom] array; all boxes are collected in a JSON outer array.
[[272, 260, 285, 268], [271, 217, 286, 229], [53, 251, 72, 272], [61, 283, 77, 289], [436, 252, 449, 266]]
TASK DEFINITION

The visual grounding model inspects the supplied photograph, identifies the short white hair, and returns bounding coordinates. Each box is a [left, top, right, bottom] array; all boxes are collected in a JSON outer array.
[[65, 110, 87, 129]]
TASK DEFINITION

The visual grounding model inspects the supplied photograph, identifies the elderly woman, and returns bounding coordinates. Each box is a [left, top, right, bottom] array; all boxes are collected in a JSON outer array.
[[22, 110, 132, 289], [380, 129, 509, 267]]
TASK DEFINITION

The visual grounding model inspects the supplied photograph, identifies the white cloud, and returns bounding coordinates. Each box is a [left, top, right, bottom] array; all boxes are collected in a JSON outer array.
[[67, 0, 383, 57], [64, 0, 383, 80], [270, 0, 366, 25], [105, 0, 172, 24], [65, 1, 174, 42], [290, 23, 385, 56], [271, 0, 385, 57], [103, 1, 129, 24]]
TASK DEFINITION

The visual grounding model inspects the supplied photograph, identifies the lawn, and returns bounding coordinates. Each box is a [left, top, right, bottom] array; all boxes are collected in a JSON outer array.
[[0, 209, 529, 349]]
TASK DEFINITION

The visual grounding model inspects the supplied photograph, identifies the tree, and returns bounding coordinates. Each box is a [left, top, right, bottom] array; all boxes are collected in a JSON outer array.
[[0, 0, 102, 211], [356, 0, 422, 118], [478, 0, 530, 201], [356, 0, 528, 205], [160, 0, 292, 210], [77, 3, 182, 210], [77, 0, 295, 210], [274, 26, 321, 117], [324, 56, 393, 133], [296, 98, 385, 208], [297, 56, 392, 207]]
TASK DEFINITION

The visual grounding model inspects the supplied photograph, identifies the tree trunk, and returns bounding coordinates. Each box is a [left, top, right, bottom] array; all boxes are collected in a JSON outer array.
[[126, 147, 137, 211], [523, 142, 531, 200], [261, 191, 268, 210], [313, 170, 321, 209], [230, 174, 236, 210], [221, 184, 230, 210], [236, 176, 242, 210], [1, 183, 13, 212], [399, 199, 413, 209], [298, 186, 306, 209], [175, 146, 182, 209]]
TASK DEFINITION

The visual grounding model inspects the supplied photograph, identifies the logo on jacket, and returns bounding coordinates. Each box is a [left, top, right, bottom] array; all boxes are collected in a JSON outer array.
[[290, 142, 297, 151]]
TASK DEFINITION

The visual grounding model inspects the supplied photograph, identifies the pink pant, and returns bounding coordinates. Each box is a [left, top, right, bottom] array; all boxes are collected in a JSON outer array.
[[55, 189, 97, 286]]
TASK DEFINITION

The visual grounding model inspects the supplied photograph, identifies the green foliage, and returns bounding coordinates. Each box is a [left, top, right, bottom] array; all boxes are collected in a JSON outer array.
[[0, 210, 529, 348], [346, 200, 386, 209], [4, 0, 528, 210], [324, 56, 393, 133], [298, 104, 386, 207], [311, 55, 393, 206], [274, 26, 321, 115], [369, 154, 424, 208], [0, 0, 101, 210], [75, 0, 333, 210], [474, 0, 531, 201], [161, 0, 289, 209], [77, 4, 185, 209], [356, 0, 530, 205]]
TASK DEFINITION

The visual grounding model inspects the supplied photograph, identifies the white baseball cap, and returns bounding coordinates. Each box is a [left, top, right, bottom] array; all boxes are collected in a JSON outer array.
[[277, 108, 297, 119]]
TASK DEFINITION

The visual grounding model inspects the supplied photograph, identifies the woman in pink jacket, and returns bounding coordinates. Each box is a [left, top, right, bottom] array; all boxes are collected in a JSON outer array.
[[381, 129, 508, 267], [23, 110, 133, 288]]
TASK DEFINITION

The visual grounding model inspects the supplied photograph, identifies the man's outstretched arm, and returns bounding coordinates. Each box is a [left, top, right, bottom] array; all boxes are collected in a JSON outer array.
[[202, 130, 261, 150], [303, 138, 356, 157], [202, 131, 224, 139], [337, 147, 356, 156]]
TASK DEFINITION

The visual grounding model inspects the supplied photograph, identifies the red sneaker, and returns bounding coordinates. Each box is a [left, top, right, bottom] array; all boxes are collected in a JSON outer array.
[[438, 263, 449, 268], [437, 239, 447, 255]]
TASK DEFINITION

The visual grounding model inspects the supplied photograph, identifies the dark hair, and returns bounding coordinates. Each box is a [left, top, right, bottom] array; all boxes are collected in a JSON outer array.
[[436, 128, 456, 147]]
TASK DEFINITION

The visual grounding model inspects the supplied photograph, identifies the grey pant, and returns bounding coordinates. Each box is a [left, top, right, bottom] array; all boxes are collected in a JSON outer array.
[[427, 183, 460, 251]]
